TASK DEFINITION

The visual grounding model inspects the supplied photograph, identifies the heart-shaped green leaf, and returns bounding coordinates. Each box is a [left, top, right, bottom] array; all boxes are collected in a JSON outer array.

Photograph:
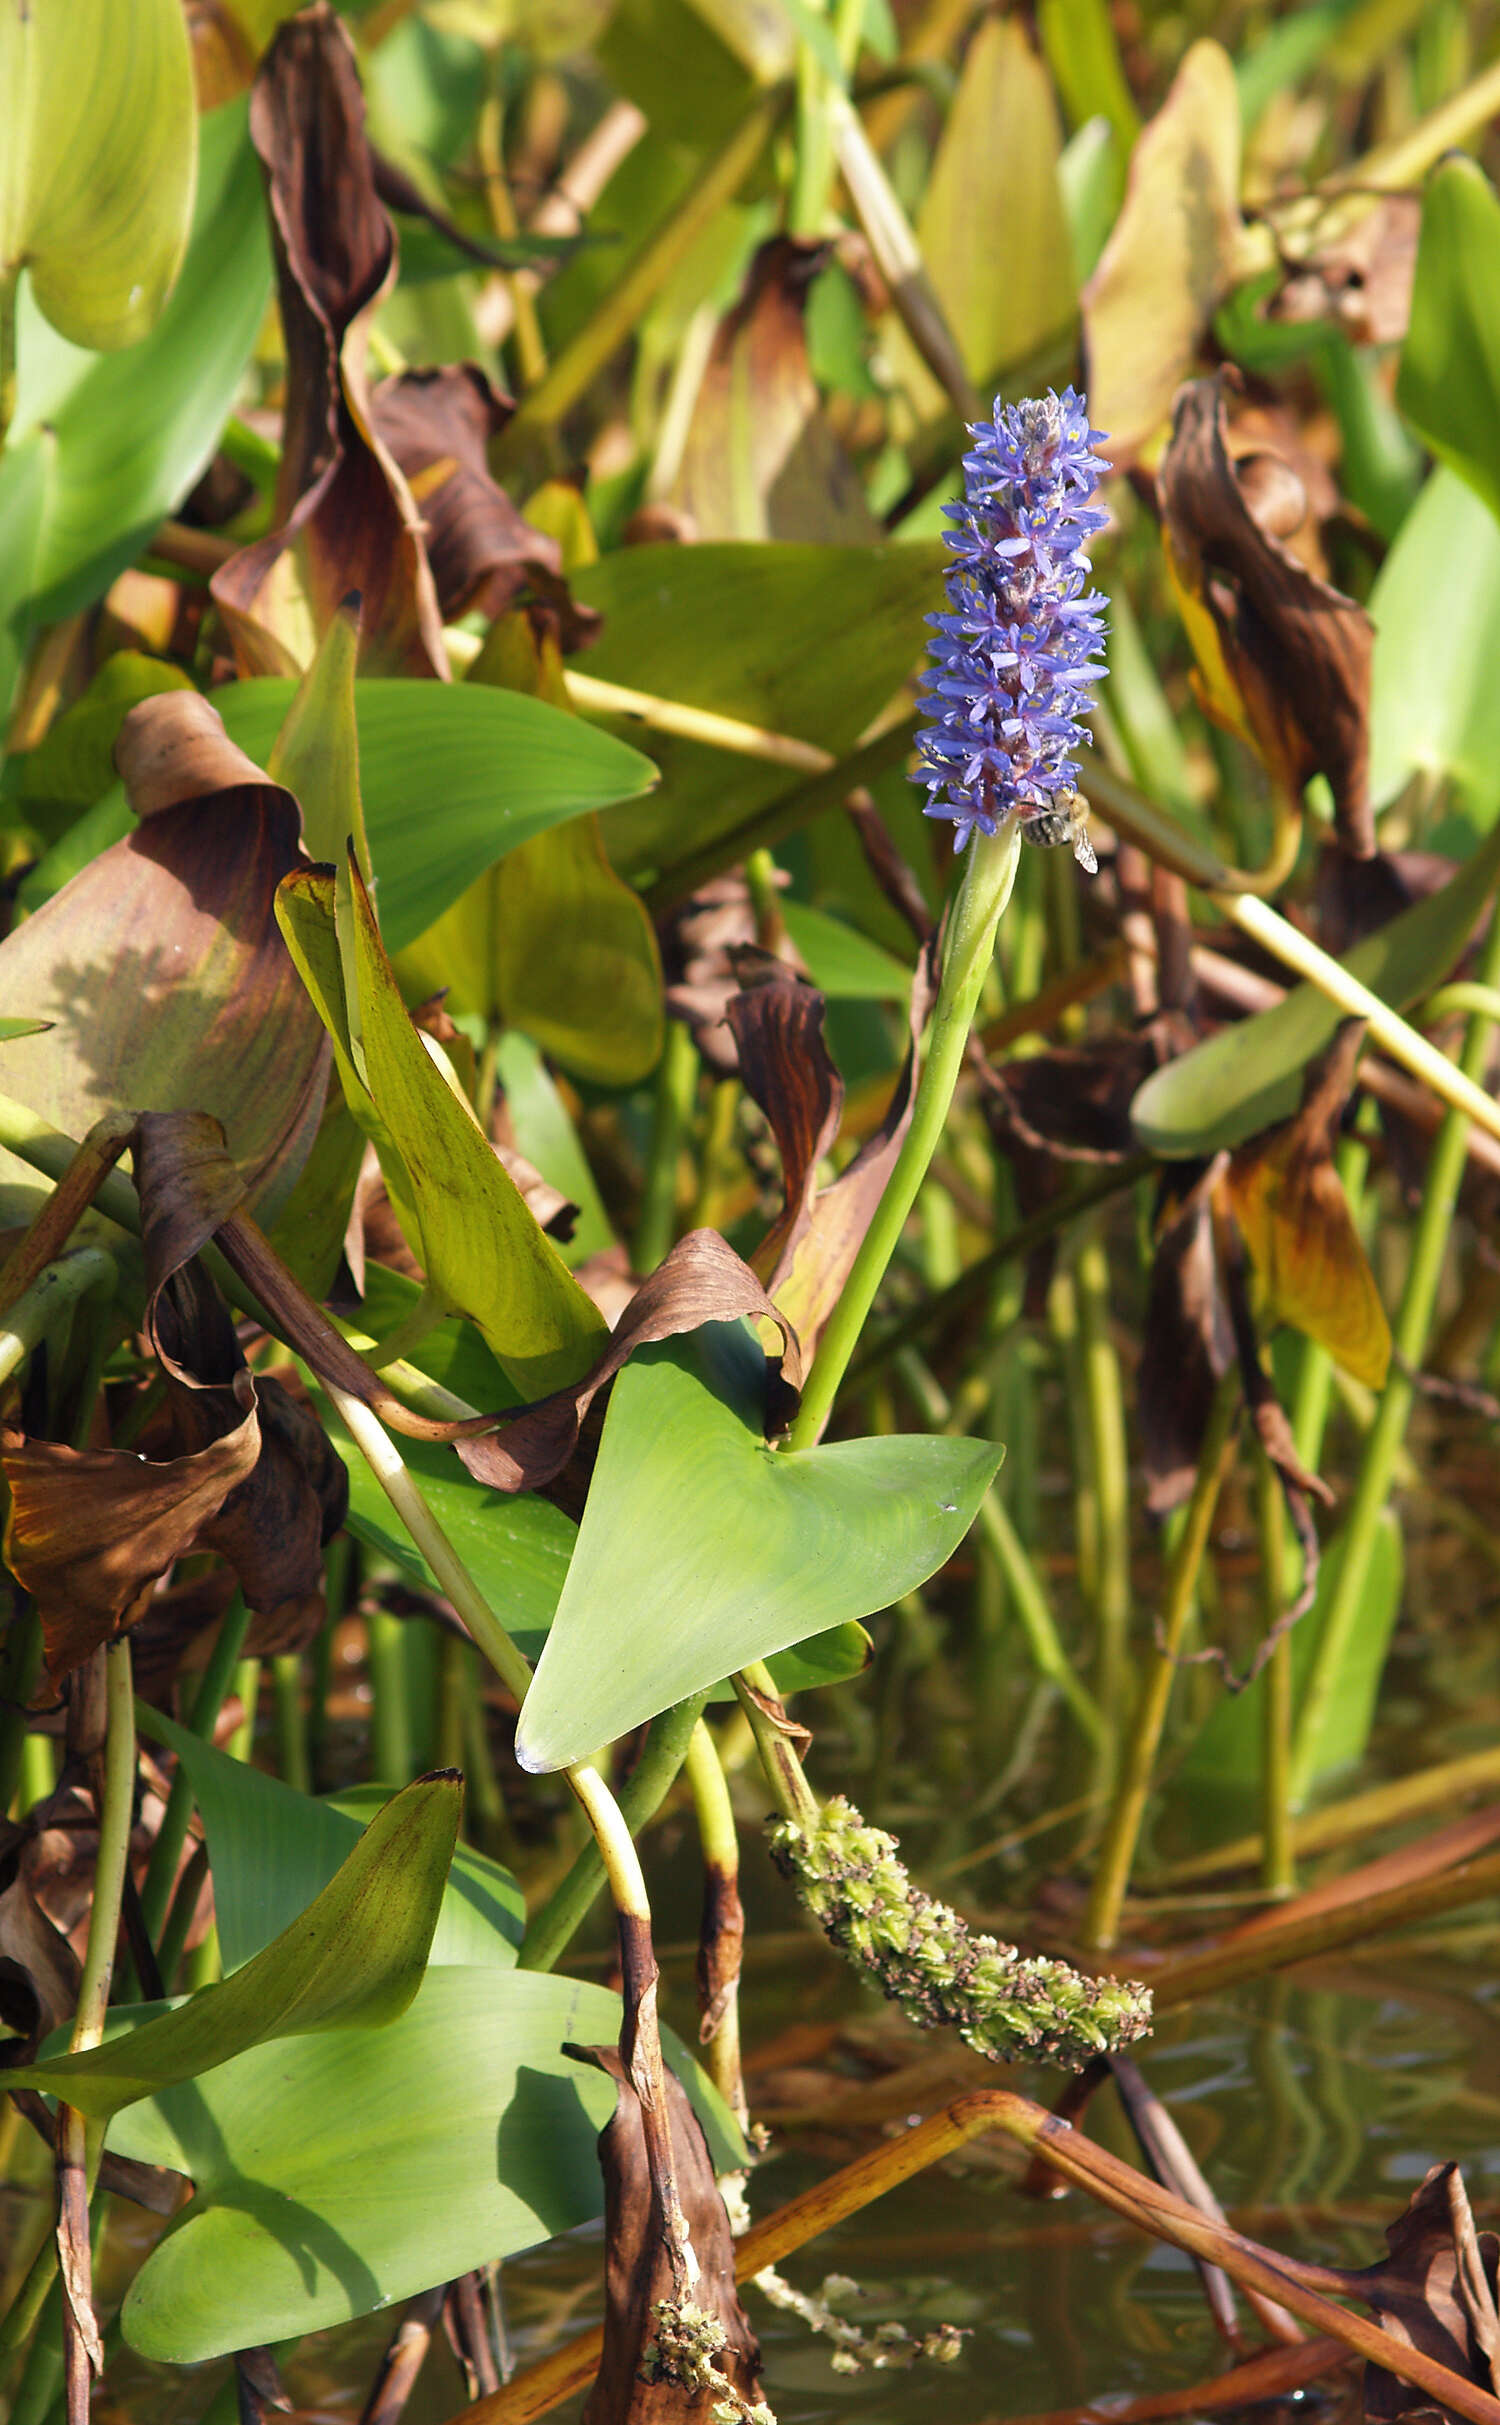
[[1131, 817, 1500, 1155], [8, 1773, 460, 2119], [137, 1706, 523, 1972], [0, 0, 196, 351], [1397, 156, 1500, 529], [515, 1325, 1002, 1772], [109, 1968, 740, 2362]]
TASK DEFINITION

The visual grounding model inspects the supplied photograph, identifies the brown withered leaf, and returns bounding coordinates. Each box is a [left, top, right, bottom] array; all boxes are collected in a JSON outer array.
[[572, 2045, 764, 2425], [1159, 375, 1374, 856], [725, 964, 843, 1285], [212, 4, 447, 678], [2, 1405, 261, 1680], [0, 1820, 83, 2067], [982, 1029, 1172, 1165], [1343, 2165, 1500, 2424], [1267, 193, 1422, 349], [729, 944, 937, 1373], [662, 875, 804, 1074], [370, 365, 565, 624], [0, 695, 328, 1223], [1138, 1161, 1234, 1518], [1224, 1023, 1391, 1392], [670, 237, 882, 544], [453, 1228, 802, 1496]]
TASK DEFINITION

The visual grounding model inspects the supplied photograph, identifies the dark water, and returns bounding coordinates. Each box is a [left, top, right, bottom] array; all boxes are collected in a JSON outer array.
[[8, 1596, 1500, 2425]]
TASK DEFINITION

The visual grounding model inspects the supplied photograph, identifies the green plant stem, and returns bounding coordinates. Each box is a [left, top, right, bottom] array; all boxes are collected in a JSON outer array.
[[733, 1660, 822, 1830], [139, 1594, 253, 1944], [325, 1384, 534, 1704], [272, 1653, 310, 1796], [790, 41, 835, 236], [634, 1018, 697, 1273], [226, 1658, 260, 1761], [788, 821, 1022, 1449], [1084, 1374, 1239, 1950], [1073, 1220, 1133, 1735], [368, 1609, 413, 1784], [0, 1608, 45, 1816], [683, 1717, 748, 2125], [0, 1249, 116, 1391], [57, 1640, 134, 2403], [895, 1347, 1101, 1745], [365, 1286, 447, 1371], [1255, 1442, 1294, 1898], [1289, 927, 1500, 1803], [518, 1693, 710, 1974]]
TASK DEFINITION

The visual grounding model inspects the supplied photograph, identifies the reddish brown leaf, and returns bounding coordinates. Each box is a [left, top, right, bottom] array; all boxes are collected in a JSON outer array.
[[725, 966, 843, 1286], [370, 365, 564, 623], [211, 4, 447, 678], [572, 2045, 764, 2425], [1138, 1163, 1234, 1516], [3, 1409, 261, 1680], [0, 694, 328, 1223], [1159, 374, 1374, 856]]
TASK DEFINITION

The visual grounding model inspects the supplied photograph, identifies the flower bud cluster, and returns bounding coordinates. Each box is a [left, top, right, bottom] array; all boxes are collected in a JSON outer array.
[[914, 386, 1109, 857], [769, 1796, 1151, 2069]]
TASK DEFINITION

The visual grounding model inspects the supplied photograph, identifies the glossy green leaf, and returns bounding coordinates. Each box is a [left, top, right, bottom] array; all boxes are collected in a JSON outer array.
[[1131, 818, 1500, 1155], [324, 1386, 866, 1698], [1173, 1510, 1403, 1815], [780, 901, 912, 999], [516, 1325, 1002, 1772], [0, 0, 196, 351], [8, 100, 268, 623], [278, 863, 608, 1394], [1368, 468, 1500, 831], [8, 1774, 460, 2119], [226, 677, 657, 954], [578, 542, 944, 880], [137, 1706, 523, 1972], [1397, 157, 1500, 528], [110, 1968, 741, 2363]]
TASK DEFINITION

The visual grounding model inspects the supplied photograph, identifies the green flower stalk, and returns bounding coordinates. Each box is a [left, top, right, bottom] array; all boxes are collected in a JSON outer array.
[[770, 1797, 1151, 2068]]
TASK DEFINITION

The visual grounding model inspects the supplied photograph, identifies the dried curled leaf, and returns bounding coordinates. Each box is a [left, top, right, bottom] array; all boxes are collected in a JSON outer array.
[[1159, 374, 1374, 855]]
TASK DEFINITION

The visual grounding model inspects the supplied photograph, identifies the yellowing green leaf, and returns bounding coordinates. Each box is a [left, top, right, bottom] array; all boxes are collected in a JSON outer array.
[[0, 0, 198, 350], [278, 861, 608, 1395], [1081, 40, 1241, 469]]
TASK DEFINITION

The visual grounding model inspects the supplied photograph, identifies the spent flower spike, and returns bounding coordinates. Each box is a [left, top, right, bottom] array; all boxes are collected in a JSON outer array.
[[915, 386, 1110, 860]]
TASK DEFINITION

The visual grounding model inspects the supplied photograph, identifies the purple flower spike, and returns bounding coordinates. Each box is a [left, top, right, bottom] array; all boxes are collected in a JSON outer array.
[[914, 387, 1110, 866]]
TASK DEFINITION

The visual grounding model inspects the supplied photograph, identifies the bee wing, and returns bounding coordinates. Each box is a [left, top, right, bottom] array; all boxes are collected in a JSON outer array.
[[1073, 830, 1098, 876]]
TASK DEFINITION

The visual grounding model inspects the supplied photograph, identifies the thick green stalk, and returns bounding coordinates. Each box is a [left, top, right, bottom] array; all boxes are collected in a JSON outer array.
[[518, 1693, 710, 1974], [684, 1717, 748, 2125], [1289, 931, 1500, 1803], [1073, 1221, 1133, 1728], [788, 822, 1022, 1448], [1084, 1374, 1239, 1950]]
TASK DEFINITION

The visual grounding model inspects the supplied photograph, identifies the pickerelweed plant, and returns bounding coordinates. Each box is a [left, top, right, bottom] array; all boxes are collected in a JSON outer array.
[[736, 389, 1142, 2068]]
